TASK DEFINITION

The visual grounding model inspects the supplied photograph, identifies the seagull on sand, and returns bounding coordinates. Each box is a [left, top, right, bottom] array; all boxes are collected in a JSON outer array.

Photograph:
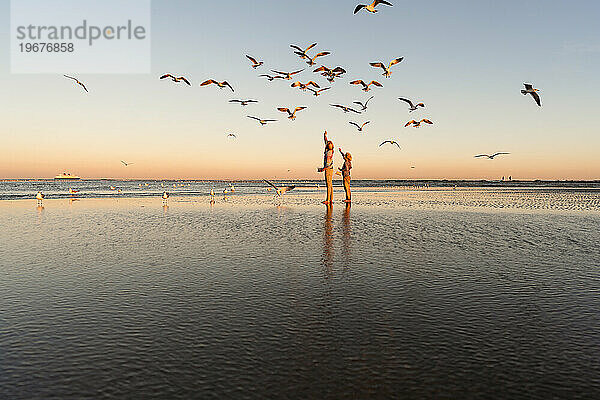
[[229, 99, 258, 106], [353, 96, 374, 111], [68, 188, 79, 194], [246, 55, 264, 68], [354, 0, 393, 14], [290, 43, 318, 60], [521, 83, 541, 106], [200, 79, 234, 92], [398, 97, 425, 112], [405, 119, 433, 128], [263, 179, 296, 197], [349, 121, 370, 132], [291, 81, 320, 91], [247, 116, 277, 126], [277, 107, 307, 120], [271, 69, 304, 80], [159, 74, 191, 86], [474, 152, 510, 159], [121, 160, 133, 167], [370, 57, 403, 78], [64, 75, 88, 92], [307, 87, 331, 97], [330, 104, 361, 114], [379, 140, 400, 148], [350, 80, 383, 92]]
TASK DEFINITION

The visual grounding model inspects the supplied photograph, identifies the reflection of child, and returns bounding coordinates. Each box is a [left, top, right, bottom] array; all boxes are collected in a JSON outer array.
[[338, 148, 352, 202]]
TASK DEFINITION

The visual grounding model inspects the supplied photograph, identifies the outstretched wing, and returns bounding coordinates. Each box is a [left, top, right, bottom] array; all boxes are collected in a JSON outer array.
[[222, 81, 234, 92], [159, 74, 173, 80], [349, 122, 360, 129], [290, 69, 305, 76], [379, 141, 391, 147], [305, 43, 317, 52], [491, 152, 510, 158], [389, 57, 404, 67], [247, 115, 261, 121], [179, 77, 191, 86], [531, 91, 541, 106], [370, 80, 383, 87], [294, 106, 306, 113], [474, 154, 490, 158], [421, 119, 433, 124], [277, 107, 291, 114], [364, 96, 374, 106], [369, 62, 386, 72], [200, 79, 216, 86], [350, 80, 365, 87], [263, 179, 279, 191], [375, 0, 394, 6], [398, 97, 414, 107], [354, 4, 365, 14], [405, 120, 416, 127], [362, 121, 371, 128], [246, 55, 258, 64]]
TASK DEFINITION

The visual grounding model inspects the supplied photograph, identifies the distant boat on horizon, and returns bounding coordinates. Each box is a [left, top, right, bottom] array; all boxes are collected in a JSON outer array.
[[54, 172, 81, 180]]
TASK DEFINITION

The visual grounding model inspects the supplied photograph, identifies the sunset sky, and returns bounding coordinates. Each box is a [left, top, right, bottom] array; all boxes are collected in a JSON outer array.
[[1, 0, 599, 180]]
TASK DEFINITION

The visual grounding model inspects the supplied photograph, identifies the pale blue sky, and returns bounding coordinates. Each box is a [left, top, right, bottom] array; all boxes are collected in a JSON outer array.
[[1, 0, 599, 179]]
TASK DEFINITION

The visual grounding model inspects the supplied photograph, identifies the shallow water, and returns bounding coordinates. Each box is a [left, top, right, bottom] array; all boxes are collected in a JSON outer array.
[[1, 191, 599, 399]]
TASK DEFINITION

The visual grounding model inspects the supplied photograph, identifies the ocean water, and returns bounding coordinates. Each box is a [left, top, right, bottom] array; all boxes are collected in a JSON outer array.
[[1, 190, 599, 399]]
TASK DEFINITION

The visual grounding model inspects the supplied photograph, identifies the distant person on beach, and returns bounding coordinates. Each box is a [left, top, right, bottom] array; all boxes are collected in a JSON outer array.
[[317, 130, 334, 204], [338, 148, 352, 203]]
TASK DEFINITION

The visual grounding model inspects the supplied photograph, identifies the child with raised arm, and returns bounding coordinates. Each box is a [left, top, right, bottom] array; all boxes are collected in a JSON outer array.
[[338, 147, 352, 203], [317, 130, 334, 204]]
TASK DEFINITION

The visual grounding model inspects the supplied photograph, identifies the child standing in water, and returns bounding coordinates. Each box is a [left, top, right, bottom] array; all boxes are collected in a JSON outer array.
[[317, 130, 334, 204], [338, 148, 352, 203]]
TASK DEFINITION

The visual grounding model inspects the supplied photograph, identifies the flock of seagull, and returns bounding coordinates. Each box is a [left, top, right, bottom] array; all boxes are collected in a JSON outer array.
[[51, 0, 546, 203]]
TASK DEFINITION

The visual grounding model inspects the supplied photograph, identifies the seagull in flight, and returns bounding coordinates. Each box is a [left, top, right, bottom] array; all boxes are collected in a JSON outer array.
[[474, 152, 510, 159], [247, 116, 277, 126], [304, 51, 331, 66], [307, 87, 331, 97], [121, 160, 133, 167], [370, 57, 403, 78], [313, 66, 346, 82], [259, 74, 283, 82], [64, 75, 88, 92], [405, 119, 433, 128], [354, 0, 393, 14], [229, 99, 258, 106], [200, 79, 234, 92], [353, 96, 374, 111], [379, 140, 400, 148], [227, 133, 237, 139], [521, 83, 541, 106], [398, 97, 425, 112], [330, 104, 361, 114], [290, 43, 318, 60], [263, 179, 296, 197], [350, 80, 383, 92], [159, 74, 191, 86], [246, 55, 264, 69], [277, 107, 307, 120], [291, 81, 320, 91], [271, 69, 304, 80], [349, 121, 370, 132]]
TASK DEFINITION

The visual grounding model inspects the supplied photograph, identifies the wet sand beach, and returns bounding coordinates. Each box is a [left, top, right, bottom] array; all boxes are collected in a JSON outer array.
[[1, 189, 600, 399]]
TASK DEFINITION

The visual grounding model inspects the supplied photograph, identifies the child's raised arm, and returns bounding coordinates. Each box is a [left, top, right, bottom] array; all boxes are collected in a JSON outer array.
[[323, 130, 328, 144]]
